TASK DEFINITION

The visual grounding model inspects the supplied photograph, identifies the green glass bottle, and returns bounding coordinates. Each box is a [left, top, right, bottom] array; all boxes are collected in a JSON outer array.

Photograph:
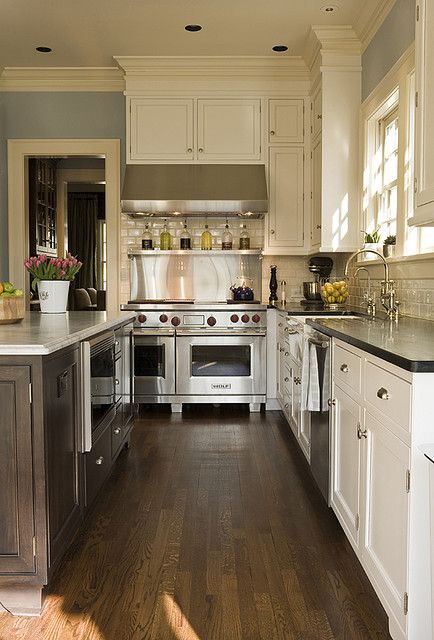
[[201, 224, 213, 250], [160, 221, 172, 250]]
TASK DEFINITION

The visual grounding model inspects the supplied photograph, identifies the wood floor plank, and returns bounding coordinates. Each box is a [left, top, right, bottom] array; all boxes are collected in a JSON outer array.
[[0, 406, 392, 640]]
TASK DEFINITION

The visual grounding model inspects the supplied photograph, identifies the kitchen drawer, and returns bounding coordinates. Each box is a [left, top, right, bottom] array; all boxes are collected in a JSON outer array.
[[333, 343, 361, 395], [111, 401, 124, 461], [364, 361, 411, 431], [85, 425, 112, 507]]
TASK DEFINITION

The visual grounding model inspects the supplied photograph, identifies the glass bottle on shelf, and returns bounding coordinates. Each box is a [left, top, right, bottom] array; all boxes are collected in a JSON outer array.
[[160, 220, 172, 250], [180, 220, 192, 249], [221, 221, 233, 250], [141, 223, 153, 250], [239, 224, 250, 249], [201, 223, 213, 250]]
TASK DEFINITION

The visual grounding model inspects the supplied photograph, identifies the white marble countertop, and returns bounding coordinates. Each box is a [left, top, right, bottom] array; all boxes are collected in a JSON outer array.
[[0, 311, 136, 355]]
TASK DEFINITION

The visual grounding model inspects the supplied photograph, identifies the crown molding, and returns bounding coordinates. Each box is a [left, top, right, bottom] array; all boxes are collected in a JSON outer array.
[[303, 26, 361, 71], [114, 55, 310, 80], [0, 67, 125, 91], [355, 0, 397, 52]]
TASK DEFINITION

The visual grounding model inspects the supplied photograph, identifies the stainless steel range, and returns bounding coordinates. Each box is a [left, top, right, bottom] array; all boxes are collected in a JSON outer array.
[[121, 301, 267, 412]]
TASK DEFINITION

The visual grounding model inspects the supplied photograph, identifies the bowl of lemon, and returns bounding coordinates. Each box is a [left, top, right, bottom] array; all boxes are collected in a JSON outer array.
[[320, 278, 349, 308]]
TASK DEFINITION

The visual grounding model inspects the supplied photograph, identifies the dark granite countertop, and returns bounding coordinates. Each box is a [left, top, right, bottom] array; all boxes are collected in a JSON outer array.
[[306, 316, 434, 372], [268, 301, 366, 316]]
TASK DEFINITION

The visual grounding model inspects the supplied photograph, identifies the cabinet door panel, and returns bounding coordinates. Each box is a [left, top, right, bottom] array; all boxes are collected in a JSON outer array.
[[0, 366, 35, 573], [312, 88, 322, 138], [415, 0, 434, 215], [311, 136, 322, 248], [130, 98, 194, 161], [331, 384, 361, 549], [197, 99, 261, 160], [44, 349, 82, 569], [268, 99, 304, 143], [361, 412, 409, 633], [268, 147, 304, 249]]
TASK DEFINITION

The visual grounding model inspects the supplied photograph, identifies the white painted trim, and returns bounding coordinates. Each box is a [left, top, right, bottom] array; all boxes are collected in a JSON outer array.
[[7, 139, 120, 313], [303, 26, 361, 71], [0, 67, 124, 92], [355, 0, 397, 53]]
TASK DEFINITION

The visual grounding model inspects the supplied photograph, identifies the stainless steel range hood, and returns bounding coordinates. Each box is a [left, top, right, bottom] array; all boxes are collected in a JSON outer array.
[[121, 164, 268, 218]]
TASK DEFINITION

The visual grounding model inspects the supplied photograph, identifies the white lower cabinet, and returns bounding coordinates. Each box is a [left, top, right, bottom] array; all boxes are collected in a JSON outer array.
[[331, 384, 362, 550], [361, 411, 409, 638]]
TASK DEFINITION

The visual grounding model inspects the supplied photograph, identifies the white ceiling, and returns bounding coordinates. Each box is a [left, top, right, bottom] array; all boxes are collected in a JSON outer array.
[[0, 0, 386, 68]]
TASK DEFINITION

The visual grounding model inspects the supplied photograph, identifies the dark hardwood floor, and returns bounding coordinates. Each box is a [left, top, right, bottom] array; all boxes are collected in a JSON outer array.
[[0, 406, 392, 640]]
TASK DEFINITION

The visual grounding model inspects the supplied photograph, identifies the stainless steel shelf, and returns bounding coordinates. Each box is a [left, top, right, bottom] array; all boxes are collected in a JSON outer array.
[[128, 249, 263, 256]]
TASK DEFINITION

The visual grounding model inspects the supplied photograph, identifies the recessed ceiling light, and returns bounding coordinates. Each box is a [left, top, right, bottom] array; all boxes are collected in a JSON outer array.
[[272, 45, 288, 52], [320, 4, 339, 13], [185, 24, 202, 32], [36, 46, 52, 53]]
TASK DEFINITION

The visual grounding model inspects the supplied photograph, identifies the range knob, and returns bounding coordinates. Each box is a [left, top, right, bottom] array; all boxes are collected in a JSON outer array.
[[171, 316, 181, 327], [207, 316, 217, 326], [159, 314, 168, 323], [137, 313, 147, 324], [241, 314, 250, 323], [252, 314, 261, 324], [230, 314, 239, 323]]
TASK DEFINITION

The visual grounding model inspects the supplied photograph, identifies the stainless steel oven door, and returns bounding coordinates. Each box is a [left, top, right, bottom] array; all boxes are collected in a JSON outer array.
[[176, 329, 266, 396], [133, 328, 175, 398]]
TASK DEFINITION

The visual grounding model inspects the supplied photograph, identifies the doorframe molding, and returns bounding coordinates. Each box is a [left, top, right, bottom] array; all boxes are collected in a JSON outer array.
[[7, 139, 120, 312]]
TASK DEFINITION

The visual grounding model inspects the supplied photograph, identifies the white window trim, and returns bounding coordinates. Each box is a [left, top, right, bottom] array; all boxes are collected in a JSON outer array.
[[359, 45, 418, 262]]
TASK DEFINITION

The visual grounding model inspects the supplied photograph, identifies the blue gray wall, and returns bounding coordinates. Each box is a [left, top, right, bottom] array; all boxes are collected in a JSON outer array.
[[362, 0, 415, 101], [0, 92, 125, 277]]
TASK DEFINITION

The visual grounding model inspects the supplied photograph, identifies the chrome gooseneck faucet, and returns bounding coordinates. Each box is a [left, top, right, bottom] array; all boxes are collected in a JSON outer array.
[[354, 266, 376, 316], [344, 249, 400, 321]]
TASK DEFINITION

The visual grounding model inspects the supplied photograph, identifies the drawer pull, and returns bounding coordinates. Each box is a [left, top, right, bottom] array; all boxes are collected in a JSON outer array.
[[286, 329, 299, 335], [113, 427, 121, 435], [340, 363, 348, 373], [284, 377, 289, 382], [278, 322, 283, 327], [284, 403, 289, 409], [95, 456, 104, 465], [377, 387, 389, 400], [357, 423, 367, 439], [284, 351, 289, 357]]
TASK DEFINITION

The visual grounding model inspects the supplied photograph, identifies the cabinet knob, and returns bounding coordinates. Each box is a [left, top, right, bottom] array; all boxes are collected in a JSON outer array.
[[270, 229, 275, 234], [376, 387, 389, 400], [327, 398, 336, 407], [95, 456, 104, 465], [284, 403, 289, 409], [198, 148, 204, 153], [278, 322, 283, 327], [284, 377, 289, 382], [317, 114, 322, 120], [270, 130, 275, 136], [115, 379, 120, 385], [115, 340, 120, 346], [316, 225, 322, 229], [340, 364, 349, 373], [113, 427, 121, 435], [284, 351, 289, 357], [187, 148, 193, 153]]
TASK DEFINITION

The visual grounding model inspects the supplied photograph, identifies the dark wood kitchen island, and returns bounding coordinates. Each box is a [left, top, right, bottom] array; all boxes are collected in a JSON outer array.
[[0, 311, 134, 616]]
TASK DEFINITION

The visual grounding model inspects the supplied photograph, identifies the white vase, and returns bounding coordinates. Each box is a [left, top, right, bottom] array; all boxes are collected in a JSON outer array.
[[38, 280, 70, 313], [363, 242, 382, 260]]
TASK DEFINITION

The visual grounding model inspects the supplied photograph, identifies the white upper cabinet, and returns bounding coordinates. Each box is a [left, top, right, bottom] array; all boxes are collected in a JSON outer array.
[[311, 136, 322, 249], [129, 98, 194, 162], [197, 99, 261, 161], [266, 147, 305, 252], [413, 0, 434, 225], [268, 99, 304, 144]]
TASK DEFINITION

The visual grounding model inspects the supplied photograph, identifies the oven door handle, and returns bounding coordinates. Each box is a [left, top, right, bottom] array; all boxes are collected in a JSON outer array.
[[175, 328, 266, 337], [80, 340, 92, 453], [133, 329, 175, 337]]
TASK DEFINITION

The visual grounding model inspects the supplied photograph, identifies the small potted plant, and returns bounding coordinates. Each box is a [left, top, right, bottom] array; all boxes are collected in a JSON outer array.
[[362, 228, 381, 259], [383, 234, 396, 258], [24, 254, 82, 314]]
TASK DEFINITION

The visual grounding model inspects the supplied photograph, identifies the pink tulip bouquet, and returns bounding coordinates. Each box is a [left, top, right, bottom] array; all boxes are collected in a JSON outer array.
[[24, 254, 82, 291]]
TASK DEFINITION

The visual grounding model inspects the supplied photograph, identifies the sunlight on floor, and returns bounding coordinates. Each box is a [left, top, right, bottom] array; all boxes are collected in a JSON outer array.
[[164, 592, 201, 640]]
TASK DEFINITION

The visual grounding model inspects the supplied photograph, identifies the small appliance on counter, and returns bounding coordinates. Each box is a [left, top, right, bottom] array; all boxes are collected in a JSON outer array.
[[302, 256, 333, 304], [231, 275, 254, 301]]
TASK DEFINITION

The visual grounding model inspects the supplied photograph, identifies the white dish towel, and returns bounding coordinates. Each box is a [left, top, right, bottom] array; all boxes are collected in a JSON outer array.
[[301, 337, 321, 412]]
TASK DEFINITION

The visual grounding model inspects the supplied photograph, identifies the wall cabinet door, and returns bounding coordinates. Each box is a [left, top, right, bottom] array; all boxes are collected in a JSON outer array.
[[331, 384, 362, 550], [312, 88, 323, 139], [267, 146, 304, 250], [197, 99, 261, 161], [268, 99, 304, 144], [129, 98, 194, 161], [44, 348, 82, 570], [361, 412, 409, 635], [311, 136, 322, 248], [414, 0, 434, 224], [0, 366, 35, 573]]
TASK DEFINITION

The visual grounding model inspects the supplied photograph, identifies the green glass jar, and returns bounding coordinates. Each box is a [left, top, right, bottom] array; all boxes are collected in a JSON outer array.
[[160, 222, 172, 250]]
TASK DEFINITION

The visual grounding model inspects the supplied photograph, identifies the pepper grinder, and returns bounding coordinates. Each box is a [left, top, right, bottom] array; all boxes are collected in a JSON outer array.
[[269, 265, 278, 304]]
